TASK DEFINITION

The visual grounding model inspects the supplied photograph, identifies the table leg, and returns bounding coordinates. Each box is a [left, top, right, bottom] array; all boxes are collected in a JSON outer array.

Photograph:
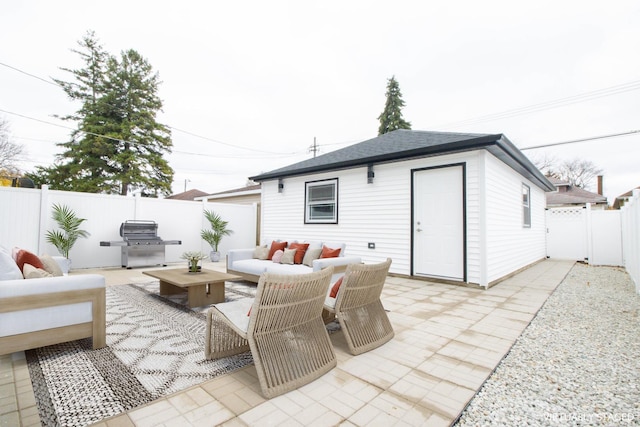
[[187, 282, 226, 308], [159, 280, 184, 296]]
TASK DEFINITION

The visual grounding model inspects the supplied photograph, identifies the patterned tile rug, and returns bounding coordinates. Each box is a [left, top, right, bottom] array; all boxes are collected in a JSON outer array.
[[26, 281, 257, 427]]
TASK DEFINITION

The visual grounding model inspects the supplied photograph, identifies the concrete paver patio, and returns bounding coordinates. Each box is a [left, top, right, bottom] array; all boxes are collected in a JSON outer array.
[[0, 259, 574, 426]]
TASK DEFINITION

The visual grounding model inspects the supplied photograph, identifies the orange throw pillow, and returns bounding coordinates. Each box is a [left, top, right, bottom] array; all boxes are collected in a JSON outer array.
[[329, 276, 344, 298], [16, 249, 45, 272], [267, 241, 287, 260], [320, 245, 341, 258], [288, 243, 309, 264]]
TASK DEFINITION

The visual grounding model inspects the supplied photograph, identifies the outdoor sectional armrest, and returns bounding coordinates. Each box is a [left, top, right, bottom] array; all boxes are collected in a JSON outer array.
[[227, 249, 256, 268]]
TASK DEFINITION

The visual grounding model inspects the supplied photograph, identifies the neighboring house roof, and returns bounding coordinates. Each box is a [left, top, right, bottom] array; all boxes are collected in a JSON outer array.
[[166, 189, 209, 200], [249, 130, 555, 191], [196, 184, 262, 203], [545, 177, 607, 206], [201, 184, 261, 198], [613, 186, 640, 209]]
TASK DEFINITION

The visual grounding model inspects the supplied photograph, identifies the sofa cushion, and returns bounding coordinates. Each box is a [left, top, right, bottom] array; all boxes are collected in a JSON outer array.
[[280, 249, 296, 265], [265, 263, 312, 275], [0, 250, 23, 280], [39, 254, 64, 277], [320, 245, 341, 259], [302, 248, 322, 267], [267, 241, 287, 260], [231, 259, 269, 276], [0, 274, 105, 337], [23, 263, 53, 279], [16, 249, 45, 272], [288, 243, 309, 264]]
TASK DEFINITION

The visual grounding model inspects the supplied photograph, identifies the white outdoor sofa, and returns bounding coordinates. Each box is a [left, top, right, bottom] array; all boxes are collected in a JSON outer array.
[[226, 240, 361, 283], [0, 255, 106, 355]]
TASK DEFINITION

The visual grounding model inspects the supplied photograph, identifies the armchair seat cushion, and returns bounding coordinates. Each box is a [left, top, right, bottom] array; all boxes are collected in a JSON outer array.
[[214, 298, 253, 334]]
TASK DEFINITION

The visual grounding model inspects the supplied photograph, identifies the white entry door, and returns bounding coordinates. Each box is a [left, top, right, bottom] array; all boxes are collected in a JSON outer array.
[[413, 166, 464, 280]]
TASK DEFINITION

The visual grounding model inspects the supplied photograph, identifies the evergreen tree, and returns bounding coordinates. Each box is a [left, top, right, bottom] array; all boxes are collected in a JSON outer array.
[[31, 31, 174, 196], [377, 76, 411, 135]]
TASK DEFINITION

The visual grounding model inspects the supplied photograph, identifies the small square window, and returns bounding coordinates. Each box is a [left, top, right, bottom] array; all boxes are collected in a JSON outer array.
[[305, 179, 338, 224]]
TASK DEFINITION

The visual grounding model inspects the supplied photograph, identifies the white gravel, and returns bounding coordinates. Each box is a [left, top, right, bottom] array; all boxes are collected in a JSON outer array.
[[455, 263, 640, 426]]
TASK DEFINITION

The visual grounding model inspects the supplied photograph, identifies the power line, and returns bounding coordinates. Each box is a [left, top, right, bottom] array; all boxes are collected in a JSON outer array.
[[0, 61, 59, 87], [520, 129, 640, 150], [0, 61, 294, 156], [1, 107, 305, 160], [169, 126, 295, 155], [434, 79, 640, 129]]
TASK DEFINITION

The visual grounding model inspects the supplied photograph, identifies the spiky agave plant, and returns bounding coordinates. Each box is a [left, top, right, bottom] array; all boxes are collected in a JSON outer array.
[[45, 203, 90, 259]]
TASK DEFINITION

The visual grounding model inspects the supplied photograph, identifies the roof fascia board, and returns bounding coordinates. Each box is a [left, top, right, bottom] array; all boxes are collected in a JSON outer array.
[[489, 136, 556, 191], [250, 134, 501, 182]]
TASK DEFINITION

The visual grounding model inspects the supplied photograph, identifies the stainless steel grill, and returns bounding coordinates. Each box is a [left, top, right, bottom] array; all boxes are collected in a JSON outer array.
[[100, 220, 181, 268]]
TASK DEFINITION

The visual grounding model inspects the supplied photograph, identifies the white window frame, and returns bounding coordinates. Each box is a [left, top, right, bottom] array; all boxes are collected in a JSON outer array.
[[522, 183, 531, 228], [305, 178, 338, 224]]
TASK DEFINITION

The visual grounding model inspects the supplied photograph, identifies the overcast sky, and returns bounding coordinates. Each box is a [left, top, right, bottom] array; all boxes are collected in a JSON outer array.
[[2, 1, 639, 203]]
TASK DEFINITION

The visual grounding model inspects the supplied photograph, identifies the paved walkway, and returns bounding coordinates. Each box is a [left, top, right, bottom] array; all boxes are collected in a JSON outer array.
[[0, 259, 574, 426]]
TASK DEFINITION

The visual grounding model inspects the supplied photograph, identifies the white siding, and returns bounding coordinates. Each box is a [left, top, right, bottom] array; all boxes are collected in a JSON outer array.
[[261, 151, 482, 277], [482, 152, 547, 284], [261, 150, 547, 285]]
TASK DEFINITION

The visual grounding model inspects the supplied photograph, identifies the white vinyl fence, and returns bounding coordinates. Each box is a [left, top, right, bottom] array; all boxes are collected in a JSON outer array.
[[0, 185, 257, 269], [545, 204, 623, 267], [621, 189, 640, 294]]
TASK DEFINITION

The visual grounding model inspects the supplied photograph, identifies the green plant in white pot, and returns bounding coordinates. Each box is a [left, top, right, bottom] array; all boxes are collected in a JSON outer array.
[[45, 203, 90, 269], [201, 210, 233, 262], [181, 251, 208, 273]]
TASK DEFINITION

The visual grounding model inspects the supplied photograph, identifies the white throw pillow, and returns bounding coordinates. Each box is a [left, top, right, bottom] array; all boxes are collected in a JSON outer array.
[[280, 248, 297, 265], [252, 245, 269, 260], [302, 248, 323, 267], [23, 263, 53, 279], [0, 250, 23, 280], [39, 254, 64, 277]]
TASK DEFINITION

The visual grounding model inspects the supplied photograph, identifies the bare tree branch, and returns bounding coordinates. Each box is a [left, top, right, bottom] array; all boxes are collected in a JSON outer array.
[[0, 117, 25, 175]]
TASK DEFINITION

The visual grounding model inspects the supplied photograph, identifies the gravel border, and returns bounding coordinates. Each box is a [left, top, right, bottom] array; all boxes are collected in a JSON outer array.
[[455, 263, 640, 426]]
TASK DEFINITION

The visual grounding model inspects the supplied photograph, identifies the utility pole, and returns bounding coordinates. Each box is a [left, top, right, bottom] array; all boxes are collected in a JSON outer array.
[[309, 137, 319, 158]]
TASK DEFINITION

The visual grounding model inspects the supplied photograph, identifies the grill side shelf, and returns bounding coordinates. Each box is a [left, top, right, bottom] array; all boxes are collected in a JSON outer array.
[[100, 241, 127, 246]]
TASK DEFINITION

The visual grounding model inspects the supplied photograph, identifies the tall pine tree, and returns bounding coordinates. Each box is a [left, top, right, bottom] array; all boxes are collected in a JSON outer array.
[[29, 31, 174, 196], [377, 76, 411, 135]]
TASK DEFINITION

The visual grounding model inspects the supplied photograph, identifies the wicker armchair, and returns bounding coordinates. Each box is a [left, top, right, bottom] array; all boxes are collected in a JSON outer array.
[[324, 258, 393, 355], [205, 266, 336, 398]]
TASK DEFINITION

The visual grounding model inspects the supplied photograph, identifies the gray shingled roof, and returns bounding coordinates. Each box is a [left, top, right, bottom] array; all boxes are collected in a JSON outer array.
[[250, 130, 555, 191]]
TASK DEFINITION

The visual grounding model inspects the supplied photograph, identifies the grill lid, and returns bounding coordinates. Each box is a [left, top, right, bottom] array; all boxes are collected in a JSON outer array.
[[120, 220, 159, 240]]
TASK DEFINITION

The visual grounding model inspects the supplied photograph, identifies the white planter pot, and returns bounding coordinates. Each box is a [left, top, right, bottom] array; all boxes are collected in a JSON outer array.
[[210, 251, 220, 262]]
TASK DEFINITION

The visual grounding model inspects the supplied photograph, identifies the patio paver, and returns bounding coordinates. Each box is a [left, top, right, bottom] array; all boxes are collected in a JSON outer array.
[[0, 259, 574, 426]]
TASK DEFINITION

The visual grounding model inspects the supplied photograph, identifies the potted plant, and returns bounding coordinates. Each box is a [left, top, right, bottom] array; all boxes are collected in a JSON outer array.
[[45, 203, 90, 270], [200, 210, 233, 262], [181, 251, 208, 273]]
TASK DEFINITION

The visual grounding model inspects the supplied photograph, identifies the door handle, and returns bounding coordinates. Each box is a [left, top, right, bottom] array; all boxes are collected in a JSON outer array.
[[416, 228, 423, 232]]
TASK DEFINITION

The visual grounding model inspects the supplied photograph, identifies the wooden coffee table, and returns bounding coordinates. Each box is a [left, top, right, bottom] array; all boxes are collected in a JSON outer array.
[[143, 268, 242, 308]]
